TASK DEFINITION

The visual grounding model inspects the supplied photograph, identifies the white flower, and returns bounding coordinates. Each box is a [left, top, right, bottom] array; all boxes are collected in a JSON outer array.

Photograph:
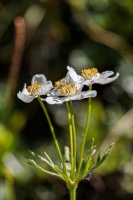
[[45, 80, 97, 104], [45, 90, 97, 104], [48, 69, 83, 97], [45, 67, 97, 104], [67, 66, 119, 86], [17, 74, 53, 103]]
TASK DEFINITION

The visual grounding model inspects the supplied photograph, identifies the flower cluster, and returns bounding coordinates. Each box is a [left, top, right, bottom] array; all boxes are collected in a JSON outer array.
[[17, 66, 119, 104], [17, 66, 119, 200]]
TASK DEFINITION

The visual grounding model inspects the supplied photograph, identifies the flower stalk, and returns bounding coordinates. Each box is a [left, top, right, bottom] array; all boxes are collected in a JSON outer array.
[[70, 187, 76, 200], [70, 100, 77, 179], [77, 85, 92, 177], [66, 101, 77, 180], [66, 101, 74, 179], [38, 95, 64, 167]]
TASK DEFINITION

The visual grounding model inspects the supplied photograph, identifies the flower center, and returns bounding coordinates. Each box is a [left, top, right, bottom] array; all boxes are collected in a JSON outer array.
[[60, 83, 77, 96], [27, 82, 42, 96], [81, 68, 98, 80], [54, 79, 67, 87]]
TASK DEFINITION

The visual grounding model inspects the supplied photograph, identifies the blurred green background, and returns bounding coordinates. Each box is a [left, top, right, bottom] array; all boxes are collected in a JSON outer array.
[[0, 0, 133, 199]]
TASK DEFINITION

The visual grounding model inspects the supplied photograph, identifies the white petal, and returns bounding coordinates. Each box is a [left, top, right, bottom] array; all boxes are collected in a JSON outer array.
[[80, 90, 97, 98], [45, 97, 63, 104], [45, 90, 97, 104], [67, 66, 83, 82], [64, 90, 97, 101], [96, 72, 120, 84], [47, 88, 62, 96], [17, 91, 34, 103], [21, 84, 29, 95], [38, 81, 53, 95], [82, 71, 119, 86], [98, 71, 114, 80], [31, 74, 47, 85], [80, 80, 93, 86]]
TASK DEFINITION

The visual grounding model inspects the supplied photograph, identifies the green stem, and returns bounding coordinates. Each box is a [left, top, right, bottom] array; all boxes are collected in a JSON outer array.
[[77, 85, 92, 177], [38, 96, 64, 166], [66, 101, 74, 179], [70, 187, 76, 200], [70, 101, 76, 177]]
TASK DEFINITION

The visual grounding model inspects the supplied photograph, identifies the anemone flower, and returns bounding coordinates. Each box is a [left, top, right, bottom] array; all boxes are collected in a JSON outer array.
[[45, 81, 97, 104], [48, 69, 83, 97], [17, 74, 53, 103], [67, 66, 119, 86]]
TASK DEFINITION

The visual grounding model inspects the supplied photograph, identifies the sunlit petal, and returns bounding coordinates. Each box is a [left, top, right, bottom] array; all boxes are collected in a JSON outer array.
[[38, 81, 53, 95], [45, 97, 63, 104], [31, 74, 47, 85], [96, 72, 120, 84], [17, 91, 34, 103], [67, 66, 84, 82]]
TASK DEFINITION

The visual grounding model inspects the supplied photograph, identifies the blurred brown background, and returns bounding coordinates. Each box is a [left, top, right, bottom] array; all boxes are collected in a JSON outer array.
[[0, 0, 133, 199]]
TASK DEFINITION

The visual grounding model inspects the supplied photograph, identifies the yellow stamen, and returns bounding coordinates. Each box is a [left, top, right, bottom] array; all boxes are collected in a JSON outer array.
[[54, 79, 62, 87], [81, 68, 98, 80], [60, 83, 77, 96], [27, 82, 42, 95], [54, 79, 67, 87]]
